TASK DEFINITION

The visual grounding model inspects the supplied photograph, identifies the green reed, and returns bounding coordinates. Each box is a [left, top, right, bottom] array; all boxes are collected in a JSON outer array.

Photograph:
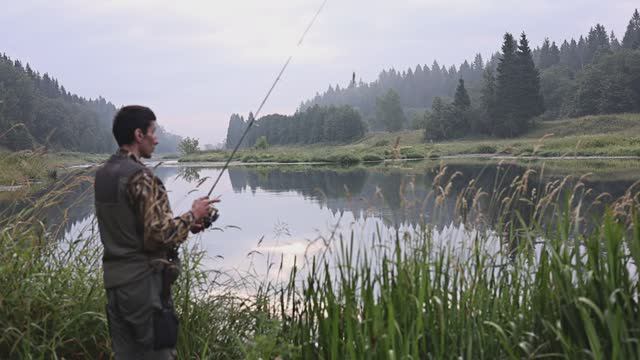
[[264, 166, 640, 359]]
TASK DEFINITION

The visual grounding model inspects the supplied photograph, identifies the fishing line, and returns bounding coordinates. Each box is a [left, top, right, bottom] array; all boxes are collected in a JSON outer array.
[[205, 0, 328, 197]]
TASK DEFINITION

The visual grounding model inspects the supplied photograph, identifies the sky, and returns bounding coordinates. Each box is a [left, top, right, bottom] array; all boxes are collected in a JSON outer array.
[[1, 0, 637, 145]]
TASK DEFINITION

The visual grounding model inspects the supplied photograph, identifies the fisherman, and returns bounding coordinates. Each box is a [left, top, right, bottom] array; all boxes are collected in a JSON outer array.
[[94, 105, 219, 359]]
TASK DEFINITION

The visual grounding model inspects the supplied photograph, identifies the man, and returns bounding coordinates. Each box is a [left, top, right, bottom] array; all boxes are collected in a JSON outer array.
[[94, 105, 218, 359]]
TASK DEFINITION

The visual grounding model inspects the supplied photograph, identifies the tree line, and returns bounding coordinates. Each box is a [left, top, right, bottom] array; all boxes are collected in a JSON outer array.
[[0, 55, 181, 153], [225, 105, 366, 149], [296, 9, 640, 140]]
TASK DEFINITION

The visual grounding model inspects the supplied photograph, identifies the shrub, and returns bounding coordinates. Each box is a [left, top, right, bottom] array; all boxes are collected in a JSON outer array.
[[327, 153, 361, 165], [403, 150, 425, 159], [242, 154, 258, 162], [362, 154, 385, 162], [178, 137, 200, 155], [474, 144, 497, 154], [254, 136, 269, 150]]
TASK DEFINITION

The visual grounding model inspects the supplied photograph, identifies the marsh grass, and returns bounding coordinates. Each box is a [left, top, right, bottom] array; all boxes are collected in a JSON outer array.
[[2, 154, 640, 358]]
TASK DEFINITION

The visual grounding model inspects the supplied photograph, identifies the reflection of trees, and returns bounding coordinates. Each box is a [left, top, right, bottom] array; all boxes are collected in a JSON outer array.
[[228, 167, 368, 200], [227, 163, 634, 231], [3, 162, 634, 244], [175, 167, 202, 183]]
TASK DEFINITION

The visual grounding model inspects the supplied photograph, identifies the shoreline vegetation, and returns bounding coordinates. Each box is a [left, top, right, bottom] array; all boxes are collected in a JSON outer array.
[[180, 113, 640, 165], [0, 149, 108, 190], [2, 161, 640, 358]]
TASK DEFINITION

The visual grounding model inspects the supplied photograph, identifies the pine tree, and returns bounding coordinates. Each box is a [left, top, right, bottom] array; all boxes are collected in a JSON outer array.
[[453, 79, 471, 110], [549, 42, 560, 66], [622, 9, 640, 49], [473, 53, 484, 71], [515, 33, 545, 121], [586, 24, 610, 63], [478, 68, 497, 134], [375, 89, 405, 132], [559, 40, 571, 65], [493, 32, 543, 137], [566, 39, 581, 70], [494, 32, 520, 137], [610, 31, 622, 51], [577, 36, 587, 68], [539, 38, 551, 69]]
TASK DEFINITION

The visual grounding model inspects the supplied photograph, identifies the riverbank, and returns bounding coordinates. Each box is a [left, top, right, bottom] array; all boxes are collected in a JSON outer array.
[[0, 150, 107, 187], [181, 113, 640, 164]]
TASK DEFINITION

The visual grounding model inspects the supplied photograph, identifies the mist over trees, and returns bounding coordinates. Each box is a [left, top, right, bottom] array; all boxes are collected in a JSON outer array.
[[284, 8, 640, 142], [0, 54, 181, 153], [225, 105, 366, 149]]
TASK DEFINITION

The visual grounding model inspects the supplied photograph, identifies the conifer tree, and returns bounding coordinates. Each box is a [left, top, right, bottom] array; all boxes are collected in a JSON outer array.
[[539, 38, 552, 69], [586, 24, 610, 63], [453, 79, 471, 110], [479, 68, 497, 134], [493, 33, 543, 137], [623, 9, 640, 49], [610, 31, 621, 51], [549, 42, 560, 66], [515, 33, 545, 121], [375, 89, 405, 132], [493, 32, 520, 137]]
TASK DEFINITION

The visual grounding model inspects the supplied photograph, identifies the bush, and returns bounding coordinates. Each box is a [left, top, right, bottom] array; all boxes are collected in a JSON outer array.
[[373, 139, 390, 147], [403, 150, 425, 159], [327, 153, 361, 165], [474, 144, 497, 154], [254, 136, 269, 150], [242, 154, 258, 162], [178, 137, 200, 155], [362, 154, 385, 162], [399, 146, 414, 155]]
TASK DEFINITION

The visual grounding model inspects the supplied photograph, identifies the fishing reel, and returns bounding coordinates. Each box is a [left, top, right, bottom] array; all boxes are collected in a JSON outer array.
[[201, 208, 220, 229]]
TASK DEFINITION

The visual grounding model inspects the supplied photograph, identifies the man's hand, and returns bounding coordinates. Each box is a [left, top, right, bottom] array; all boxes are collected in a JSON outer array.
[[190, 196, 221, 233], [191, 196, 221, 221]]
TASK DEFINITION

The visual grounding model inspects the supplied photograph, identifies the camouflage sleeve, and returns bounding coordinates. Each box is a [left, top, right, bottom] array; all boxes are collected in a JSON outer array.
[[127, 169, 195, 251]]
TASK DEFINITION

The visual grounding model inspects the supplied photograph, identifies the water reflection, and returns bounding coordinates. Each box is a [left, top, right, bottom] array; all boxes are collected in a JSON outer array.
[[2, 159, 638, 277], [226, 161, 634, 230]]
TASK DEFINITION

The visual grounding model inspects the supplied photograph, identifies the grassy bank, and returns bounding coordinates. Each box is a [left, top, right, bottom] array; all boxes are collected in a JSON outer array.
[[2, 162, 640, 358], [181, 113, 640, 164], [0, 149, 107, 187]]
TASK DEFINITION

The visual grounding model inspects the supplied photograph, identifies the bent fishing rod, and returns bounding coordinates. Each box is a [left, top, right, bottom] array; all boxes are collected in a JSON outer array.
[[206, 0, 328, 198]]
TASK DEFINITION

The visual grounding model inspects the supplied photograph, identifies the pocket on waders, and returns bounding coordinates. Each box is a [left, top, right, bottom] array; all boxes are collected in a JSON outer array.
[[153, 306, 179, 350]]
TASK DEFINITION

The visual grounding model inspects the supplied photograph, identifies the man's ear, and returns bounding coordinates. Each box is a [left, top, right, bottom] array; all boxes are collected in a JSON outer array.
[[133, 128, 144, 143]]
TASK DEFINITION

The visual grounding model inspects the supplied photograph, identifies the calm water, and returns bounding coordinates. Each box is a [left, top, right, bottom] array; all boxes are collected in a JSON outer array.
[[4, 159, 639, 277]]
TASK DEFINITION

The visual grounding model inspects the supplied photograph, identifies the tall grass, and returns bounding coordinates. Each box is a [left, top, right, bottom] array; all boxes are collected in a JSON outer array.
[[1, 161, 640, 358], [264, 166, 640, 359], [0, 174, 277, 359]]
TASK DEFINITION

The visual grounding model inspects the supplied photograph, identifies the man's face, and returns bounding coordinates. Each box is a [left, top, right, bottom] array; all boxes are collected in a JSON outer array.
[[139, 122, 158, 159]]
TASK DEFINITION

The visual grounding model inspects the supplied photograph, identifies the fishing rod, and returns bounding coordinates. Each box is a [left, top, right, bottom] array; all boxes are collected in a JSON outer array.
[[206, 0, 328, 198]]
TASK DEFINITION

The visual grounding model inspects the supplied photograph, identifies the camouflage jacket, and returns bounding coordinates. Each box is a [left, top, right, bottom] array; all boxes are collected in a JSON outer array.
[[120, 149, 195, 252]]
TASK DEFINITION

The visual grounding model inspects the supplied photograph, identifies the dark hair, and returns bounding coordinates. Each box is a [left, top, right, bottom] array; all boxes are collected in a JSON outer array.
[[112, 105, 156, 146]]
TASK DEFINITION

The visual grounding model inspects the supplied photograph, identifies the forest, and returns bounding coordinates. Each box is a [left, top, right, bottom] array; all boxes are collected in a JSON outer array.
[[0, 56, 180, 153], [226, 9, 640, 146]]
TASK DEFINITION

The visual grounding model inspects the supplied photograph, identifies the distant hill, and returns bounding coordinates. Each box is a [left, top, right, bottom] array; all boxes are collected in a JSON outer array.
[[0, 54, 180, 153]]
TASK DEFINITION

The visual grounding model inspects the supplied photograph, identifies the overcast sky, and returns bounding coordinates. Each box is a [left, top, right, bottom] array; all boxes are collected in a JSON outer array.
[[1, 0, 637, 145]]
